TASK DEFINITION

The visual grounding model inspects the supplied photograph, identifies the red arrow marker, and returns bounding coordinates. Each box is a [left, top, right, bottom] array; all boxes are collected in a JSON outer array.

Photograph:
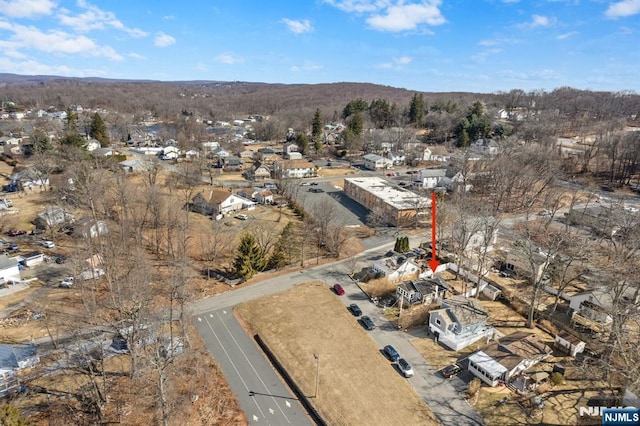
[[428, 192, 440, 273]]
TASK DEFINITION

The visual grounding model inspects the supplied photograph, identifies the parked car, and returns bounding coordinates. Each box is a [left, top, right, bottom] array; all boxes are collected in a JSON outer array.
[[310, 182, 319, 186], [3, 242, 18, 253], [54, 255, 67, 264], [40, 240, 55, 249], [308, 188, 324, 193], [383, 345, 400, 362], [30, 229, 45, 235], [59, 277, 74, 288], [332, 283, 345, 295], [360, 316, 376, 330], [234, 214, 248, 220], [441, 363, 462, 378], [398, 358, 414, 377], [6, 230, 27, 237], [348, 303, 362, 317]]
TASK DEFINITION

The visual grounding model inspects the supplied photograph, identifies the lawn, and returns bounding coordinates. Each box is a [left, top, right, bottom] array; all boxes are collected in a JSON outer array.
[[235, 281, 437, 426]]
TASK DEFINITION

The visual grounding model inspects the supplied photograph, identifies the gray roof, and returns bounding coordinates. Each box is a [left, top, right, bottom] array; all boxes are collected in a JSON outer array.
[[469, 351, 508, 379], [0, 344, 37, 369], [0, 254, 19, 270]]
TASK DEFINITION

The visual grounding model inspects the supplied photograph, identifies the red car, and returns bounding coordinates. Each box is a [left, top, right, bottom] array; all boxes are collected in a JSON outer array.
[[6, 230, 27, 237], [332, 283, 345, 295]]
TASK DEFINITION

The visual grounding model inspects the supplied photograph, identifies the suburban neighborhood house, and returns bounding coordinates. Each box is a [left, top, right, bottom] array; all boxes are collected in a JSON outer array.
[[344, 177, 430, 227], [554, 330, 586, 357], [414, 168, 447, 189], [0, 254, 20, 285], [396, 277, 449, 305], [192, 190, 255, 217], [428, 295, 494, 351], [363, 153, 393, 170], [372, 255, 421, 283], [237, 188, 274, 205], [272, 159, 316, 179], [468, 331, 552, 387], [567, 285, 639, 332]]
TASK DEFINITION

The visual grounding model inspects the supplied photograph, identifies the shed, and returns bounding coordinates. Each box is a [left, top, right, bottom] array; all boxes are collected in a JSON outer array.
[[0, 343, 39, 370], [554, 330, 586, 357], [18, 252, 45, 267], [482, 284, 502, 301]]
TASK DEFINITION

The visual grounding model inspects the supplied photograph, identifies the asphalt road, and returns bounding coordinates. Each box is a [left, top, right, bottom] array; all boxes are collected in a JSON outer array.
[[191, 235, 485, 426], [194, 308, 312, 426]]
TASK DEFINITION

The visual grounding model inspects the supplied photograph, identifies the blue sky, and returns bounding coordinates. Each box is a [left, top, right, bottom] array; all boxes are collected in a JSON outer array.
[[0, 0, 639, 93]]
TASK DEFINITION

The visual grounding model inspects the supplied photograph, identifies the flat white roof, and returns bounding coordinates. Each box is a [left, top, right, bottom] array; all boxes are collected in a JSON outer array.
[[469, 351, 508, 378], [345, 177, 430, 210]]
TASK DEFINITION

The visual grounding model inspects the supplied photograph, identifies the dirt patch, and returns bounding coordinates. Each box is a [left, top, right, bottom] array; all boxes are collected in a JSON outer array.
[[235, 282, 437, 426]]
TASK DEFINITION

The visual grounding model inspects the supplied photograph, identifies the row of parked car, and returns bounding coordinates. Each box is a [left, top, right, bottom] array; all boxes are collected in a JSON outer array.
[[331, 283, 414, 379]]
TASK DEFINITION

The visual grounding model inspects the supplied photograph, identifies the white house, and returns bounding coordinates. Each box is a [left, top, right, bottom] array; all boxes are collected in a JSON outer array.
[[566, 285, 638, 332], [192, 190, 255, 216], [0, 254, 20, 284], [396, 277, 449, 305], [211, 147, 230, 159], [202, 141, 221, 151], [427, 295, 494, 351], [237, 188, 274, 205], [363, 153, 392, 170], [283, 142, 302, 160], [273, 159, 316, 179], [415, 168, 447, 189], [372, 255, 421, 282], [387, 152, 405, 166], [468, 332, 552, 387]]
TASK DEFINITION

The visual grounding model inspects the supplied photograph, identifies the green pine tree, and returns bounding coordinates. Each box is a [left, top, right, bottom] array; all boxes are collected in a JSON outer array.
[[295, 133, 309, 155], [233, 234, 267, 279], [89, 112, 109, 147], [29, 129, 52, 153], [311, 108, 323, 142]]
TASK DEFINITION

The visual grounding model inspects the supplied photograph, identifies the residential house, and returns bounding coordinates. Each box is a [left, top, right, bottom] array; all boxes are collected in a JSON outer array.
[[160, 146, 181, 160], [192, 190, 255, 216], [184, 149, 200, 159], [363, 153, 393, 170], [73, 217, 108, 239], [220, 156, 243, 171], [428, 295, 494, 351], [396, 277, 449, 305], [237, 188, 274, 205], [239, 150, 255, 160], [33, 206, 75, 229], [452, 217, 499, 256], [119, 158, 153, 173], [0, 254, 20, 285], [244, 162, 271, 181], [554, 330, 586, 357], [202, 141, 221, 152], [415, 168, 447, 189], [471, 138, 500, 156], [468, 331, 552, 387], [86, 138, 101, 152], [0, 198, 13, 210], [90, 148, 117, 158], [283, 142, 302, 160], [272, 159, 316, 179], [211, 147, 230, 159], [0, 343, 39, 396], [495, 247, 551, 283], [372, 255, 421, 283], [387, 152, 406, 166], [567, 285, 639, 332]]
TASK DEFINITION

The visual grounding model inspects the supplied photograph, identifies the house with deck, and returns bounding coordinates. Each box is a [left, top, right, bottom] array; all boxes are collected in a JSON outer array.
[[192, 190, 255, 216], [428, 295, 494, 351]]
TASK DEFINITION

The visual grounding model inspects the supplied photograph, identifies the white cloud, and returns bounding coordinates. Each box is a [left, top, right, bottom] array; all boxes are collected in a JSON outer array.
[[154, 32, 175, 47], [471, 48, 502, 63], [290, 62, 322, 72], [0, 56, 73, 74], [0, 0, 55, 18], [57, 0, 147, 37], [322, 0, 384, 14], [498, 68, 560, 81], [518, 14, 554, 29], [215, 53, 244, 64], [366, 2, 445, 31], [502, 0, 520, 3], [378, 55, 413, 69], [281, 18, 313, 34], [128, 52, 146, 60], [605, 0, 640, 18], [556, 31, 578, 39], [0, 20, 122, 59]]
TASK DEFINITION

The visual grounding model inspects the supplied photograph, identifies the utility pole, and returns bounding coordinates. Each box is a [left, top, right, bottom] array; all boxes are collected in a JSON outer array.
[[314, 353, 320, 401]]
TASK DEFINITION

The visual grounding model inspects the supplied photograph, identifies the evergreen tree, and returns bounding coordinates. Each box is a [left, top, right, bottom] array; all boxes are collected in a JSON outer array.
[[394, 237, 402, 252], [295, 133, 309, 154], [314, 139, 323, 153], [408, 93, 425, 127], [63, 107, 78, 134], [311, 108, 323, 142], [369, 99, 394, 128], [60, 133, 87, 149], [233, 234, 267, 280], [29, 129, 52, 153], [348, 112, 363, 136], [89, 112, 109, 147], [0, 403, 29, 426], [342, 98, 368, 119], [268, 222, 298, 269]]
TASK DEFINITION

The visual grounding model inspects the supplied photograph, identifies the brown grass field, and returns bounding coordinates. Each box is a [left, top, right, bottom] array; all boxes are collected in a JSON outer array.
[[235, 281, 438, 426]]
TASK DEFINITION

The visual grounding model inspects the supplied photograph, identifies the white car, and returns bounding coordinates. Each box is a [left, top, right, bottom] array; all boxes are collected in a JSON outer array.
[[59, 277, 74, 288], [234, 214, 248, 220], [398, 358, 414, 378], [41, 240, 55, 248]]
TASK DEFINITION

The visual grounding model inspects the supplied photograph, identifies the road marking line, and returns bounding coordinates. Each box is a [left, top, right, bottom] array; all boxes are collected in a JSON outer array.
[[253, 414, 259, 422], [285, 400, 291, 408], [203, 315, 265, 419], [216, 311, 292, 424], [223, 310, 227, 314], [269, 408, 274, 415], [197, 317, 201, 322]]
